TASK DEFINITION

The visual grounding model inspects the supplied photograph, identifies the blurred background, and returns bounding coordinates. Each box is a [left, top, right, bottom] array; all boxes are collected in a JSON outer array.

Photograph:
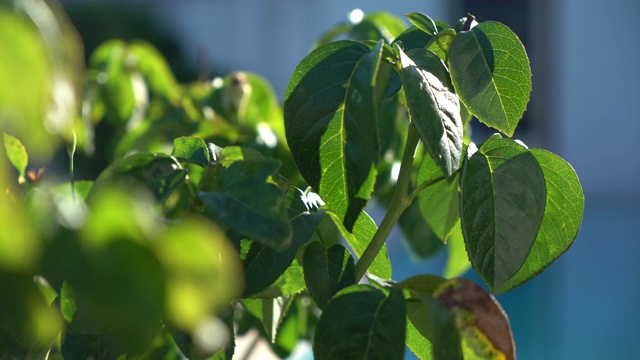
[[58, 0, 640, 359]]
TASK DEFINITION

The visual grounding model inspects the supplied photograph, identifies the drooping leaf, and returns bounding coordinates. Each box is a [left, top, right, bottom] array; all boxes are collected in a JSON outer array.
[[3, 133, 28, 184], [314, 285, 406, 360], [171, 136, 211, 167], [448, 21, 531, 136], [285, 40, 387, 230], [327, 210, 392, 280], [417, 150, 459, 241], [434, 278, 515, 360], [397, 46, 463, 178], [459, 136, 546, 291], [495, 149, 584, 293], [199, 147, 290, 248], [303, 242, 355, 309], [95, 152, 186, 201]]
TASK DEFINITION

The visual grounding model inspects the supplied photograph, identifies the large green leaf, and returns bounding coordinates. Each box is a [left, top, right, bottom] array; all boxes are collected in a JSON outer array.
[[199, 147, 291, 248], [434, 278, 515, 360], [328, 210, 392, 280], [495, 149, 584, 293], [459, 137, 546, 291], [284, 40, 387, 230], [314, 285, 406, 360], [397, 47, 462, 178], [417, 151, 460, 241], [448, 21, 531, 136], [302, 242, 355, 309]]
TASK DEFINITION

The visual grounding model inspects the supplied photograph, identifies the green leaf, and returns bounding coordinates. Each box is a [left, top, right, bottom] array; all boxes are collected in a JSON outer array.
[[398, 200, 444, 259], [399, 274, 446, 297], [405, 318, 434, 360], [328, 210, 392, 280], [199, 147, 290, 248], [155, 218, 243, 332], [314, 285, 406, 360], [241, 296, 295, 344], [303, 242, 355, 309], [285, 40, 386, 230], [96, 153, 187, 201], [3, 133, 28, 183], [172, 136, 211, 167], [0, 3, 82, 161], [434, 278, 515, 360], [459, 137, 546, 291], [128, 41, 180, 102], [406, 13, 439, 36], [265, 258, 307, 297], [397, 46, 462, 177], [426, 28, 456, 62], [406, 296, 462, 360], [350, 12, 407, 43], [443, 224, 471, 279], [448, 21, 531, 136], [417, 151, 460, 240], [393, 19, 449, 53], [88, 40, 138, 125], [240, 210, 324, 297], [495, 149, 584, 293]]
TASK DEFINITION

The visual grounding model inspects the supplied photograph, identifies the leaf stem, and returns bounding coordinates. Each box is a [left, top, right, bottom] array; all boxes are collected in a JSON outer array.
[[354, 124, 420, 281], [67, 131, 76, 201]]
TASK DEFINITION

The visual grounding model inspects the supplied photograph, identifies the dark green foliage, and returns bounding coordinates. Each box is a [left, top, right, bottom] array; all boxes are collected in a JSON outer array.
[[0, 4, 583, 359]]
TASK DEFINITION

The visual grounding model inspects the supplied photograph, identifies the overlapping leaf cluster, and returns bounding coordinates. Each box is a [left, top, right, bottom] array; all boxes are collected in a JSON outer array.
[[0, 4, 583, 360]]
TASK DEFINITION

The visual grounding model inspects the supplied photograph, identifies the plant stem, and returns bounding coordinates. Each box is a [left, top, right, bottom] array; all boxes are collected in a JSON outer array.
[[354, 124, 420, 281], [68, 131, 77, 201]]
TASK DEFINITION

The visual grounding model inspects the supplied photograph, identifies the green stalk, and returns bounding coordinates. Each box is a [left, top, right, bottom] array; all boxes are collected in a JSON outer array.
[[354, 124, 420, 281], [68, 131, 77, 201]]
